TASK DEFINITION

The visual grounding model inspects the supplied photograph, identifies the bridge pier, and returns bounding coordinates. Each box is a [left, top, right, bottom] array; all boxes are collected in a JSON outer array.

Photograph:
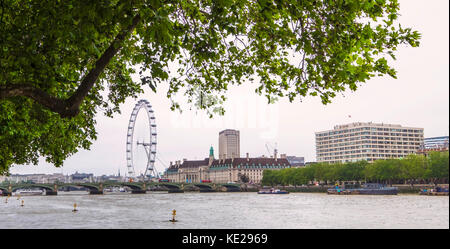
[[1, 191, 11, 196], [131, 189, 146, 194], [89, 189, 104, 195], [199, 189, 216, 193], [168, 189, 184, 193], [45, 190, 58, 196]]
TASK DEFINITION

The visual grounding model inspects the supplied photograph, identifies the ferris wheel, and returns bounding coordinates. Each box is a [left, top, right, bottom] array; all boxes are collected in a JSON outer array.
[[126, 99, 158, 181]]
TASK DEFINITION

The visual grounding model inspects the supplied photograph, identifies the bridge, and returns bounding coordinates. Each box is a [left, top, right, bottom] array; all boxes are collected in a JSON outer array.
[[0, 182, 242, 196]]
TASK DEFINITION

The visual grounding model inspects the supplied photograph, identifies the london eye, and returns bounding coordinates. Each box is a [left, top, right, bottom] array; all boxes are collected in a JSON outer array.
[[126, 99, 158, 181]]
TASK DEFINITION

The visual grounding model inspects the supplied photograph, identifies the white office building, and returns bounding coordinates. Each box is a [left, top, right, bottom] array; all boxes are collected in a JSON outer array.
[[316, 122, 424, 163]]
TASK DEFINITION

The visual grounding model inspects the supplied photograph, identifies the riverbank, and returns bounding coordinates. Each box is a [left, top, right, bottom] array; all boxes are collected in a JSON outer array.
[[241, 184, 449, 194]]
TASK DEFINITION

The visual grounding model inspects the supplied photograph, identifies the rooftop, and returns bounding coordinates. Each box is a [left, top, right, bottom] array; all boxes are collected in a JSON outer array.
[[211, 157, 290, 168], [315, 122, 423, 134]]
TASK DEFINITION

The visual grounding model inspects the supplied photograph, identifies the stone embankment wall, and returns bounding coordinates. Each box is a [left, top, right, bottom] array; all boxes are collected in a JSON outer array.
[[245, 184, 449, 194]]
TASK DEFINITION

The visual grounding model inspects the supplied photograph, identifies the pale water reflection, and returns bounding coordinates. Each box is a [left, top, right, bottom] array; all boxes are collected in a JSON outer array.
[[1, 192, 448, 229]]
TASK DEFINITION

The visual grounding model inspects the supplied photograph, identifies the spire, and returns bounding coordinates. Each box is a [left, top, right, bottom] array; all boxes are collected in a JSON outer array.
[[209, 145, 214, 167], [209, 146, 214, 158]]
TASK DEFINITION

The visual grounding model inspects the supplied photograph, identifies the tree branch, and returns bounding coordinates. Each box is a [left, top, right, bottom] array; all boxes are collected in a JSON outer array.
[[0, 14, 141, 118], [0, 83, 69, 115], [66, 14, 141, 113]]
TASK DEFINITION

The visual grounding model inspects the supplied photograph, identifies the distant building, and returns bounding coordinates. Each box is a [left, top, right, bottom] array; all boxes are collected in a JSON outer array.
[[164, 148, 291, 184], [70, 172, 94, 183], [0, 173, 66, 184], [219, 129, 240, 159], [164, 162, 180, 182], [165, 146, 214, 183], [423, 136, 449, 150], [177, 158, 210, 183], [417, 136, 449, 154], [286, 156, 305, 167], [209, 154, 290, 184], [316, 122, 424, 163], [4, 174, 45, 183], [96, 174, 125, 182], [44, 173, 65, 183]]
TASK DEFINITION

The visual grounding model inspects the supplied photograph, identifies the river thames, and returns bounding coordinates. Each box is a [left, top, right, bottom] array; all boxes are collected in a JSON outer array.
[[1, 192, 448, 229]]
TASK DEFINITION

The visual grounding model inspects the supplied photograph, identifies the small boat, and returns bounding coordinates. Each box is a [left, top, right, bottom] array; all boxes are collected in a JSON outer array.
[[14, 189, 44, 196], [419, 187, 449, 196], [327, 183, 398, 195], [258, 188, 289, 194], [108, 187, 127, 192]]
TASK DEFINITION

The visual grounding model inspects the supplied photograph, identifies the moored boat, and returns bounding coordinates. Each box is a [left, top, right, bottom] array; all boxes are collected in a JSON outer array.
[[419, 186, 449, 196], [328, 183, 398, 195], [258, 188, 289, 194], [13, 189, 44, 196]]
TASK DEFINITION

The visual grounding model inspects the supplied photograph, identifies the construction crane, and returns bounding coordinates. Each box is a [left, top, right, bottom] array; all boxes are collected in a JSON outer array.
[[265, 142, 278, 158]]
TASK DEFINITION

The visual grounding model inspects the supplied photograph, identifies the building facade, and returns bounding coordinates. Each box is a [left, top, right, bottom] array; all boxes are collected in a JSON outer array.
[[285, 156, 305, 167], [422, 136, 449, 150], [209, 155, 290, 184], [164, 149, 291, 184], [0, 173, 67, 184], [165, 147, 215, 183], [219, 129, 240, 159], [0, 173, 66, 184], [70, 172, 94, 183], [316, 122, 424, 163], [417, 136, 449, 154]]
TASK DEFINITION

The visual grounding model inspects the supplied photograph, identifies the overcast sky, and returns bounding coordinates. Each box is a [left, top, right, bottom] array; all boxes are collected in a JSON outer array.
[[9, 0, 449, 176]]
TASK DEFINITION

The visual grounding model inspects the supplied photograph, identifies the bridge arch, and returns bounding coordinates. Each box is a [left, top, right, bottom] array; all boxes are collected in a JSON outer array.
[[192, 183, 214, 190], [118, 182, 146, 190], [219, 184, 241, 192], [9, 184, 55, 192], [0, 185, 10, 194], [157, 183, 182, 190]]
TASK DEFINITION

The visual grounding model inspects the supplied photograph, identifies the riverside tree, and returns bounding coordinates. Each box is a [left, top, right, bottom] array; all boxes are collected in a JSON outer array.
[[399, 154, 427, 187], [0, 0, 421, 173], [261, 152, 449, 187], [425, 151, 449, 185]]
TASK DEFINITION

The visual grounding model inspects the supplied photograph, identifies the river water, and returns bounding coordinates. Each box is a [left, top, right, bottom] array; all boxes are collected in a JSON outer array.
[[1, 192, 448, 229]]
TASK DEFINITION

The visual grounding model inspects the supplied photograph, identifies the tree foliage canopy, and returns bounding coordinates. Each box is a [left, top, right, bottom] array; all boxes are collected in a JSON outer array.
[[261, 152, 449, 186], [0, 0, 420, 173]]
